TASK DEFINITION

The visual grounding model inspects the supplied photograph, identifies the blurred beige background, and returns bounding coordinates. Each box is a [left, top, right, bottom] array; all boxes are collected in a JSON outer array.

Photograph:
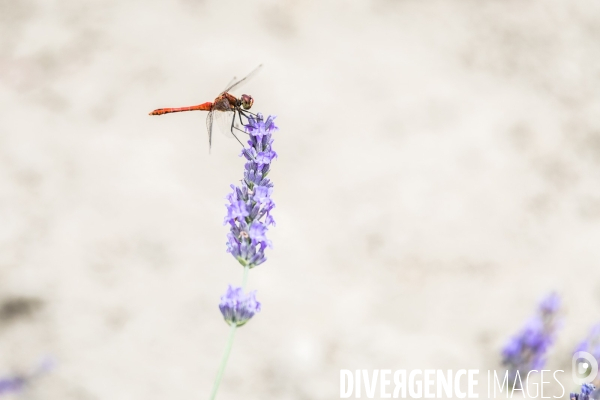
[[1, 0, 600, 399]]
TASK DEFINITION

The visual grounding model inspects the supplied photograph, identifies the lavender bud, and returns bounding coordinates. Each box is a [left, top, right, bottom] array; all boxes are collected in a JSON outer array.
[[218, 285, 261, 327]]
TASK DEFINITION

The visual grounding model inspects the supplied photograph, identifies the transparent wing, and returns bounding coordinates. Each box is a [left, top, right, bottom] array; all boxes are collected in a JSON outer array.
[[206, 111, 214, 152], [214, 110, 247, 149], [213, 110, 235, 138], [222, 76, 237, 93], [220, 64, 263, 94]]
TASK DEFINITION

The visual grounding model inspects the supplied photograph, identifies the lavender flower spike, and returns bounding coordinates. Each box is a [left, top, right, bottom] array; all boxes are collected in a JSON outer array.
[[210, 114, 277, 400], [219, 285, 261, 327], [571, 383, 596, 400], [0, 376, 25, 396], [501, 292, 562, 389], [224, 114, 278, 268]]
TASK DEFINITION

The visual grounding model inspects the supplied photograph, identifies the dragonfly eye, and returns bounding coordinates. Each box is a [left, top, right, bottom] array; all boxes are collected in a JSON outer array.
[[241, 94, 254, 110]]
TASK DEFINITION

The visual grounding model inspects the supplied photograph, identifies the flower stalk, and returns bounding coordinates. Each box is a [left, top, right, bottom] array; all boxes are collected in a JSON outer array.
[[208, 324, 237, 400], [208, 114, 278, 400]]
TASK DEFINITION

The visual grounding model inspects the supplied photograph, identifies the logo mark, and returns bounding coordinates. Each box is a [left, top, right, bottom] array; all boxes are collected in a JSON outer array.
[[572, 351, 598, 385]]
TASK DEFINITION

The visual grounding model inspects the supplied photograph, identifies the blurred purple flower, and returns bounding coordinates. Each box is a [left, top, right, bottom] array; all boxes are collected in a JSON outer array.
[[219, 285, 261, 326], [224, 114, 278, 268], [0, 376, 25, 395], [0, 357, 54, 396], [576, 323, 600, 358], [501, 293, 562, 388], [582, 384, 596, 396], [539, 292, 561, 314], [571, 383, 596, 400]]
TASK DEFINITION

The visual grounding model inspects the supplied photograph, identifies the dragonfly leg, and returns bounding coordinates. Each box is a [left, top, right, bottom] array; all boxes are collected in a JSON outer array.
[[229, 111, 249, 149], [237, 109, 246, 127], [238, 109, 258, 118], [230, 111, 258, 160], [233, 108, 254, 127], [232, 109, 254, 135]]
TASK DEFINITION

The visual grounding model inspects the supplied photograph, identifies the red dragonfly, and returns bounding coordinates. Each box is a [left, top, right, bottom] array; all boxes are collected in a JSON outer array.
[[149, 65, 262, 151]]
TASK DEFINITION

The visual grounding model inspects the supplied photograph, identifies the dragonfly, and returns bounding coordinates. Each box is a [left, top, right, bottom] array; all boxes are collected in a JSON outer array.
[[149, 65, 262, 151]]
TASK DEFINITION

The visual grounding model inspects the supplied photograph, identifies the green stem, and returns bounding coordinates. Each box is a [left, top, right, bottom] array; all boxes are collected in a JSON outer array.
[[208, 323, 237, 400], [242, 265, 250, 290], [208, 265, 251, 400]]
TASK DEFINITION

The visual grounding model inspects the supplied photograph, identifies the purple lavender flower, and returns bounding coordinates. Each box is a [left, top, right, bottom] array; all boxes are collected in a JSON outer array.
[[219, 285, 261, 326], [0, 376, 25, 395], [501, 293, 562, 388], [224, 114, 278, 268], [539, 292, 561, 314], [0, 358, 53, 396], [582, 384, 596, 396], [571, 383, 596, 400]]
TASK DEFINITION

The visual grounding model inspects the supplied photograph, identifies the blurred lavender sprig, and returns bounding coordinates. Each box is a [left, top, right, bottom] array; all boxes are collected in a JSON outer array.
[[0, 376, 25, 395], [224, 114, 278, 268], [501, 293, 562, 388], [571, 383, 596, 400], [0, 357, 54, 396]]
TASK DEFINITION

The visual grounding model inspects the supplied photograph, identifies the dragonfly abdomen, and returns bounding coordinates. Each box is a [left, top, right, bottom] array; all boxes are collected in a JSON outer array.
[[149, 102, 212, 115]]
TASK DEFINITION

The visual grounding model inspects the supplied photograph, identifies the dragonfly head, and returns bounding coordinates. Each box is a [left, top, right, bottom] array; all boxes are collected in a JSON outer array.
[[240, 94, 254, 110]]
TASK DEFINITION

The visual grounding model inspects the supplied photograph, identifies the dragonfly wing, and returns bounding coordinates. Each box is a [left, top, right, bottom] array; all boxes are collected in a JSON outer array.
[[213, 110, 235, 138], [214, 110, 248, 149], [220, 64, 263, 94], [206, 111, 214, 152], [222, 76, 237, 93]]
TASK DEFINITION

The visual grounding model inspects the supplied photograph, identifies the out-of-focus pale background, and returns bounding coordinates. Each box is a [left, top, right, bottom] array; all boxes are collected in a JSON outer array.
[[1, 0, 600, 398]]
